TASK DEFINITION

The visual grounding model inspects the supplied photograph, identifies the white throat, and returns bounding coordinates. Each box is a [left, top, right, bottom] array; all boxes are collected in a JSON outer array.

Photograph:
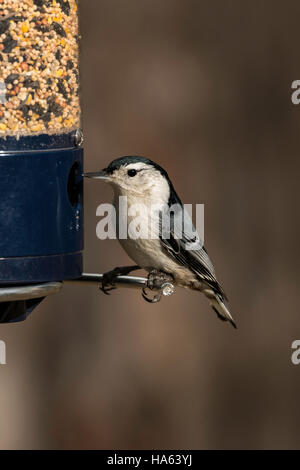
[[111, 177, 170, 207]]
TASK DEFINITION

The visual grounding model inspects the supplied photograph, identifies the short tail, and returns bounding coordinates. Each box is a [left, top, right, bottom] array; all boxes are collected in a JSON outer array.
[[204, 289, 237, 329]]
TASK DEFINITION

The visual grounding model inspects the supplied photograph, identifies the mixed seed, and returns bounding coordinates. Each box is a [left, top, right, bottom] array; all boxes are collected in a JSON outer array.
[[0, 0, 80, 137]]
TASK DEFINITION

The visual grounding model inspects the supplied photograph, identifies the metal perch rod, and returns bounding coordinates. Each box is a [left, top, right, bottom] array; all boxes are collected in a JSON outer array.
[[64, 273, 148, 289], [65, 272, 175, 303], [0, 274, 175, 303], [0, 282, 62, 302], [0, 275, 147, 302]]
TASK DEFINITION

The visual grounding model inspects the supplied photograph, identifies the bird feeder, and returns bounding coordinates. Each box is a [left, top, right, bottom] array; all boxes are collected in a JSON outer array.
[[0, 0, 174, 323], [0, 0, 83, 322]]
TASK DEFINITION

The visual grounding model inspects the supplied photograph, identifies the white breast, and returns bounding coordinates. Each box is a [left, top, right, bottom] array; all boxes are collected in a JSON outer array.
[[114, 192, 164, 269], [113, 191, 194, 284]]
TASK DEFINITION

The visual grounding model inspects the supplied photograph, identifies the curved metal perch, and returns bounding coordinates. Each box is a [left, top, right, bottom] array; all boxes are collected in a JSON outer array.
[[65, 272, 175, 302], [0, 273, 175, 304], [64, 273, 148, 288], [0, 282, 62, 302]]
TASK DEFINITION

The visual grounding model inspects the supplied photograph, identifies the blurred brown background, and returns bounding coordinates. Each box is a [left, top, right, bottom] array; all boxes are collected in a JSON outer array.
[[0, 0, 300, 449]]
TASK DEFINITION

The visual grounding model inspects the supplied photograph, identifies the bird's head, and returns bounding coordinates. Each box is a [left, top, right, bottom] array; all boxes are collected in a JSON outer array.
[[84, 156, 173, 203]]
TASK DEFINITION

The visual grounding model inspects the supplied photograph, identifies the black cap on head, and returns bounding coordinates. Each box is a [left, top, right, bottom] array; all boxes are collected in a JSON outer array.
[[106, 156, 157, 174]]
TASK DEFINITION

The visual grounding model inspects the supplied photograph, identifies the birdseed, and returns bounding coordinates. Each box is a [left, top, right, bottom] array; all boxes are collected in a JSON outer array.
[[0, 0, 80, 137]]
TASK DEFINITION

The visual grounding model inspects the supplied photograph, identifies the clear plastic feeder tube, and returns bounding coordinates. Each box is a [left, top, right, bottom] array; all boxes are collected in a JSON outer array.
[[0, 0, 80, 137]]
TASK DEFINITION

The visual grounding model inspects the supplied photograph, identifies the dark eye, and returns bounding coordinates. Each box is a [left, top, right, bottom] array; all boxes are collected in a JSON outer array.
[[127, 169, 137, 177]]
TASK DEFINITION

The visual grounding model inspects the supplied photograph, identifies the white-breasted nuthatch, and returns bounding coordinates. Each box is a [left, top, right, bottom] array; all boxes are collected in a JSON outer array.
[[84, 156, 236, 328]]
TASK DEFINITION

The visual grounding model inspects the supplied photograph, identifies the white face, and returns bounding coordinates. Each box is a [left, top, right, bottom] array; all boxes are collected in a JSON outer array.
[[106, 162, 171, 203]]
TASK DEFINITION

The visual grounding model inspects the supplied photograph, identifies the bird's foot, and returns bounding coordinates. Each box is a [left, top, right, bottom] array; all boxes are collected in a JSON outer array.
[[100, 265, 140, 295], [142, 270, 175, 303]]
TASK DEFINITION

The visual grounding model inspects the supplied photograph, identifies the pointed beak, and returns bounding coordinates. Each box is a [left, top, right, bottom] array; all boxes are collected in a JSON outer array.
[[83, 169, 109, 180]]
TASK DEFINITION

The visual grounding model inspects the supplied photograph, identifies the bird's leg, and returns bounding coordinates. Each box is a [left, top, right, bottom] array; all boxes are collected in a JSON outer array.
[[142, 269, 175, 303], [100, 265, 140, 295]]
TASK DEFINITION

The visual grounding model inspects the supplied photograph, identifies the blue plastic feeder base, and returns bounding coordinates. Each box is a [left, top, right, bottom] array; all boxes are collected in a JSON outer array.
[[0, 253, 82, 284], [0, 132, 84, 284]]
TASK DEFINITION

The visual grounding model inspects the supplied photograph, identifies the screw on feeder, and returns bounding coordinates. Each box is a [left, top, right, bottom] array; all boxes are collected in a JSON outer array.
[[141, 271, 176, 303], [161, 282, 175, 296], [74, 129, 84, 148], [142, 282, 175, 303]]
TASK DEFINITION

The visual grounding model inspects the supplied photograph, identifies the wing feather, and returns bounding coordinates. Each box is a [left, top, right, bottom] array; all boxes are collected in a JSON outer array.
[[158, 205, 227, 299]]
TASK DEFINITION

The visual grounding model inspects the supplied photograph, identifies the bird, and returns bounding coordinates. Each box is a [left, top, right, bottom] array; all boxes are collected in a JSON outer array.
[[84, 156, 236, 328]]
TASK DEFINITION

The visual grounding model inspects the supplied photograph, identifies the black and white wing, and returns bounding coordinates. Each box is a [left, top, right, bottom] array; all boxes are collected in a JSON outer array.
[[159, 203, 227, 300]]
